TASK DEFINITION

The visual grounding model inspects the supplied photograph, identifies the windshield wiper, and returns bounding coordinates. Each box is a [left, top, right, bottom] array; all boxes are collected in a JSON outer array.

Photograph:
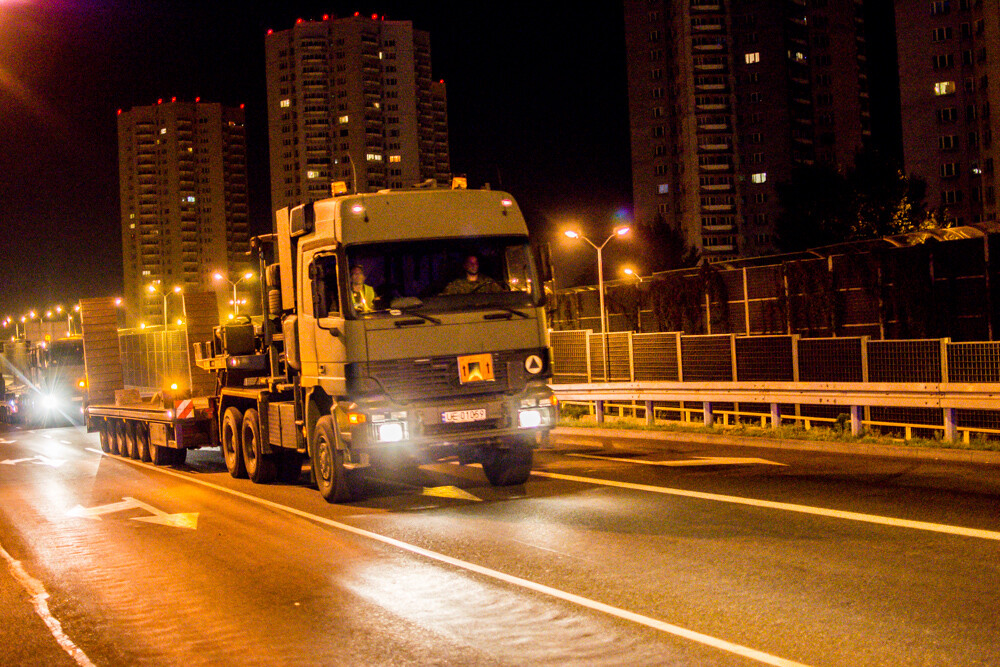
[[484, 307, 530, 320], [387, 297, 441, 324]]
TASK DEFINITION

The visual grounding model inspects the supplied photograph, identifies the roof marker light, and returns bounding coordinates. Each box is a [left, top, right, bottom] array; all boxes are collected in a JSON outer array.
[[501, 198, 513, 207], [352, 204, 364, 214]]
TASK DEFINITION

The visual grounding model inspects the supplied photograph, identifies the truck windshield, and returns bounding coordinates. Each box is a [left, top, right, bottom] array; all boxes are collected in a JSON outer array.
[[48, 339, 84, 367], [346, 235, 538, 315]]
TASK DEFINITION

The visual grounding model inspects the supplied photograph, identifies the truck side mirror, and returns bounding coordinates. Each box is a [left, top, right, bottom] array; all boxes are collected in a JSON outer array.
[[534, 243, 554, 284]]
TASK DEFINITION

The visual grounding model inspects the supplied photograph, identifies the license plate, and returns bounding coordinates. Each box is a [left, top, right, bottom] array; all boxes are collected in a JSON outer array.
[[441, 409, 487, 423]]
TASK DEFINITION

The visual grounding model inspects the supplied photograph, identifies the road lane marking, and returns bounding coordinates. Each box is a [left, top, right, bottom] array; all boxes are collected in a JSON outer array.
[[85, 448, 808, 667], [566, 452, 788, 467], [530, 470, 1000, 541], [0, 541, 95, 667], [67, 496, 198, 530], [1, 455, 68, 468], [421, 486, 482, 501]]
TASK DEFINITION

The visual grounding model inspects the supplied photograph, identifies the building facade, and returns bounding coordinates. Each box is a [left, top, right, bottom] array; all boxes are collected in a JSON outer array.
[[265, 14, 451, 214], [896, 0, 999, 225], [625, 0, 871, 261], [118, 100, 250, 326]]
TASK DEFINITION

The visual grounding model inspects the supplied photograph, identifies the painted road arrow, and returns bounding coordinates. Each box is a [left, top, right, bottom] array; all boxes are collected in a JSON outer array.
[[1, 455, 68, 468], [567, 453, 787, 467], [67, 496, 198, 530]]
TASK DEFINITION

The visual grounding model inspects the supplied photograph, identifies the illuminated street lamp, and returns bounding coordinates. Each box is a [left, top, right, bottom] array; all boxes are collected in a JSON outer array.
[[147, 281, 182, 328], [564, 225, 630, 379], [214, 271, 254, 316]]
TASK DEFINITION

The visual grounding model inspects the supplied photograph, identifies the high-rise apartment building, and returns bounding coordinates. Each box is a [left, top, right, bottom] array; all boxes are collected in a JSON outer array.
[[118, 100, 250, 326], [625, 0, 871, 260], [896, 0, 999, 225], [265, 14, 450, 213]]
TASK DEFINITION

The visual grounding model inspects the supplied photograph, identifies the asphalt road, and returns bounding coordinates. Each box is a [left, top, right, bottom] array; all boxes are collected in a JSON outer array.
[[1, 423, 998, 666]]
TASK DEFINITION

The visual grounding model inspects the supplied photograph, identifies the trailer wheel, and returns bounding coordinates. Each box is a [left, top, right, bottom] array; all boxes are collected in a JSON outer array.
[[221, 407, 247, 478], [98, 421, 112, 453], [312, 416, 353, 503], [481, 437, 534, 486], [112, 420, 126, 456], [136, 423, 152, 462], [125, 422, 140, 460], [242, 409, 276, 484], [150, 443, 171, 466]]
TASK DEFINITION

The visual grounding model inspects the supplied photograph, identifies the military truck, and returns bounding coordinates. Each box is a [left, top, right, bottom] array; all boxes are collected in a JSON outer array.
[[87, 186, 556, 501]]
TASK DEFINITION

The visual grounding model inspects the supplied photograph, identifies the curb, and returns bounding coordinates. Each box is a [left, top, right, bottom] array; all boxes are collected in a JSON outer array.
[[551, 426, 1000, 466]]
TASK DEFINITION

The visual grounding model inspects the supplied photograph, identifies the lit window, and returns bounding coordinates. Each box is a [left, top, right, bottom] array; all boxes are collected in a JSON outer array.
[[307, 170, 320, 179], [658, 183, 669, 194], [280, 99, 291, 108], [934, 81, 956, 95], [745, 52, 760, 64], [366, 153, 383, 162], [160, 128, 167, 135], [751, 172, 767, 184], [185, 196, 196, 203], [389, 155, 401, 163], [129, 223, 136, 229], [338, 115, 349, 124], [142, 270, 151, 276]]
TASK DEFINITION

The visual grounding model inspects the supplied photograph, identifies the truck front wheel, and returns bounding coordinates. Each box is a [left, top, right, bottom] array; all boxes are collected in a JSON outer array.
[[312, 416, 353, 503], [481, 438, 534, 486], [222, 407, 247, 478]]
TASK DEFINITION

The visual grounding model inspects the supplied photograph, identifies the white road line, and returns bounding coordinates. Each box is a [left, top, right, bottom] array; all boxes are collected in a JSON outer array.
[[0, 542, 95, 667], [84, 448, 808, 667], [530, 470, 1000, 541]]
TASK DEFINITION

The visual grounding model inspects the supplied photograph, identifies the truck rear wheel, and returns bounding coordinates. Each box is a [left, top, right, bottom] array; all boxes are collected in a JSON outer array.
[[242, 409, 276, 484], [221, 407, 247, 478], [151, 443, 171, 465], [98, 422, 112, 453], [481, 438, 534, 486], [312, 416, 353, 503]]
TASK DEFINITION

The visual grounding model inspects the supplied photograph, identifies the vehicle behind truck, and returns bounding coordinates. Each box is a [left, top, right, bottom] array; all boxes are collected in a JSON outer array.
[[87, 186, 556, 502]]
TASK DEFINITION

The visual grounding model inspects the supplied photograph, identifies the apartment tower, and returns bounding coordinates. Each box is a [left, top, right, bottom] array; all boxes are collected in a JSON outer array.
[[265, 13, 451, 213], [118, 100, 250, 326], [625, 0, 871, 260], [896, 0, 999, 225]]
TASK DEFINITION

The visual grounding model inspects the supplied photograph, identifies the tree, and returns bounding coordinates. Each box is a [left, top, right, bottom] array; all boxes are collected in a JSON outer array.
[[632, 215, 700, 273], [776, 147, 932, 252]]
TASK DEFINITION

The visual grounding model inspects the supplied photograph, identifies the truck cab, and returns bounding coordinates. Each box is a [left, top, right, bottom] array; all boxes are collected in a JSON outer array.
[[258, 187, 555, 500]]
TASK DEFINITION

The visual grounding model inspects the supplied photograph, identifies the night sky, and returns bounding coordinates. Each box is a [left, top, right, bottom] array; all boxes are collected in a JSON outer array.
[[0, 0, 633, 315]]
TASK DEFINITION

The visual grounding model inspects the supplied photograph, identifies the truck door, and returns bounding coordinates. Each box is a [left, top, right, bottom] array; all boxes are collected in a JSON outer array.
[[300, 249, 347, 395]]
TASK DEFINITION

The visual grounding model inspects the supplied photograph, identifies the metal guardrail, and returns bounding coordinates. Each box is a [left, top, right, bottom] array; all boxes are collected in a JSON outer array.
[[551, 380, 1000, 442]]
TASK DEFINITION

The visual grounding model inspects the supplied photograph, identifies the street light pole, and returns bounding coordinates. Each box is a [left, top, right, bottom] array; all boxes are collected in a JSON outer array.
[[214, 271, 254, 317], [565, 225, 630, 381]]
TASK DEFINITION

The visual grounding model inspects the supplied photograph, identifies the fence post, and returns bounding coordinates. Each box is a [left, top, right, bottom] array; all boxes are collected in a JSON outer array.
[[861, 336, 871, 425], [705, 292, 712, 335], [703, 401, 714, 427], [645, 400, 654, 426], [791, 334, 801, 423], [585, 330, 593, 383], [850, 405, 863, 436], [628, 332, 635, 382], [771, 403, 781, 429], [730, 334, 739, 423], [944, 407, 957, 442], [595, 400, 604, 424], [743, 267, 751, 335], [939, 338, 950, 383]]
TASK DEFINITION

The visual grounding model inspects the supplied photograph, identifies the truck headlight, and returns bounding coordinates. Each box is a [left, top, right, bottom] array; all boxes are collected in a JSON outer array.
[[42, 394, 59, 411], [376, 422, 405, 443], [518, 409, 543, 429]]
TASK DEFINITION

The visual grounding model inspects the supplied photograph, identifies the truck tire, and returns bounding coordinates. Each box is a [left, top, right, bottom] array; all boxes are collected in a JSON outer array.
[[136, 423, 152, 462], [98, 422, 112, 453], [242, 409, 276, 484], [312, 416, 353, 503], [151, 443, 172, 466], [481, 438, 534, 486], [221, 406, 247, 478], [125, 422, 140, 460], [112, 420, 126, 456], [171, 447, 187, 465]]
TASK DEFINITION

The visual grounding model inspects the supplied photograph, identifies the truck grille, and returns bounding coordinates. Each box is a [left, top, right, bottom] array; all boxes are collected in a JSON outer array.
[[366, 350, 531, 402]]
